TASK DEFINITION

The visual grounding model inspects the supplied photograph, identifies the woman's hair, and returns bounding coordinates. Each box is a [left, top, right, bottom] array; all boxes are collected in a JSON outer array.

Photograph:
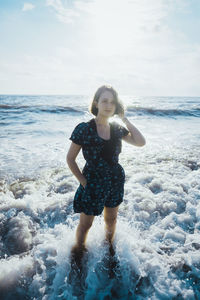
[[90, 85, 124, 116]]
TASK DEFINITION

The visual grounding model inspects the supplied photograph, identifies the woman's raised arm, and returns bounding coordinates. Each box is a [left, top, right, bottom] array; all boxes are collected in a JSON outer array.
[[121, 117, 146, 147]]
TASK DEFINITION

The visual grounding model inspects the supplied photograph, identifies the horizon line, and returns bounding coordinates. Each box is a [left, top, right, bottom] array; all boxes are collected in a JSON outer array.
[[0, 94, 199, 98]]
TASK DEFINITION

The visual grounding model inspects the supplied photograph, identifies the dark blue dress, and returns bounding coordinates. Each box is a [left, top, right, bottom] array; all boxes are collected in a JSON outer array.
[[69, 118, 129, 216]]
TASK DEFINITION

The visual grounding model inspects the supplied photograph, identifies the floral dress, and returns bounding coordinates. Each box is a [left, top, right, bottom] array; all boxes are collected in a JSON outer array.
[[69, 118, 129, 216]]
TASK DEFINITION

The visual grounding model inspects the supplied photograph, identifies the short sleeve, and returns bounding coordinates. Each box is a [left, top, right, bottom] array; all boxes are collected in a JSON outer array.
[[112, 121, 129, 139], [69, 122, 86, 146], [119, 125, 129, 138]]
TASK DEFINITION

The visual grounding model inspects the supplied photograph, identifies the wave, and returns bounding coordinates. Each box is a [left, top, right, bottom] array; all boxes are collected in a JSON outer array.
[[126, 106, 200, 117], [0, 105, 84, 115], [1, 104, 200, 118]]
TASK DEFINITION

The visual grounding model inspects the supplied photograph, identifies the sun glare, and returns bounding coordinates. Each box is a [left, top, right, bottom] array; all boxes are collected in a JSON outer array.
[[88, 0, 143, 56]]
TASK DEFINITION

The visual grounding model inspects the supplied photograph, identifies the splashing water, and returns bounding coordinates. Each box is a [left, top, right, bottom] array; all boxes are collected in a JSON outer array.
[[0, 95, 200, 299]]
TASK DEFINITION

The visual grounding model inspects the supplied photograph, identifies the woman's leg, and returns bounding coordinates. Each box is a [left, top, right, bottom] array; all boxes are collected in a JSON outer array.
[[75, 212, 95, 248], [70, 213, 95, 267], [104, 205, 119, 245], [71, 212, 95, 257], [70, 213, 94, 272]]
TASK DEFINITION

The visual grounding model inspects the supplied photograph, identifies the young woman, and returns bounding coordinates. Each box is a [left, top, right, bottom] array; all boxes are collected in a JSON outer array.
[[67, 85, 146, 261]]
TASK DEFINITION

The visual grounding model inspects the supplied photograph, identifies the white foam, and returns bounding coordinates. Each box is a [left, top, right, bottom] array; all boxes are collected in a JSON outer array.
[[1, 96, 200, 298], [0, 255, 34, 290]]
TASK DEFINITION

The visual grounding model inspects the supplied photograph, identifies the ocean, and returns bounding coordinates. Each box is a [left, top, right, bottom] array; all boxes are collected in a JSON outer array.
[[0, 95, 200, 299]]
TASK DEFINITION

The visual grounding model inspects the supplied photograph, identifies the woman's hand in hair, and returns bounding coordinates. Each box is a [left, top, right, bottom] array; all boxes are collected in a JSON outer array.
[[118, 111, 125, 120], [120, 118, 146, 147], [118, 112, 129, 125]]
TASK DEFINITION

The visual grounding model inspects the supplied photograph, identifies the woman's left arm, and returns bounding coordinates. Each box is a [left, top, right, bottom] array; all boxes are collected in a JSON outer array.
[[121, 117, 146, 147]]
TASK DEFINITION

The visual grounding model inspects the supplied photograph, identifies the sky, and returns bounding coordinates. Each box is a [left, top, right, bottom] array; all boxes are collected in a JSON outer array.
[[0, 0, 200, 96]]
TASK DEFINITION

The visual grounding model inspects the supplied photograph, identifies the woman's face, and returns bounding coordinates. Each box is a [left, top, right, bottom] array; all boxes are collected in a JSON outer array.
[[95, 91, 116, 117]]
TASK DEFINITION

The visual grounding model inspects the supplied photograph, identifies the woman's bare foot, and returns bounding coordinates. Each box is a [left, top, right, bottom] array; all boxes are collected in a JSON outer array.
[[70, 244, 88, 271], [102, 239, 116, 257], [108, 243, 115, 257]]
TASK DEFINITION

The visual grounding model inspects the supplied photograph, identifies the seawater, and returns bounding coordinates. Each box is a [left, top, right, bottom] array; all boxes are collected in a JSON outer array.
[[0, 95, 200, 299]]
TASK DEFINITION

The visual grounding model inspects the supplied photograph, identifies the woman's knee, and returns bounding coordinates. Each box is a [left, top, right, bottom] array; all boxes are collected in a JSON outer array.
[[79, 221, 93, 231], [79, 213, 94, 231], [104, 206, 119, 227], [104, 216, 117, 227]]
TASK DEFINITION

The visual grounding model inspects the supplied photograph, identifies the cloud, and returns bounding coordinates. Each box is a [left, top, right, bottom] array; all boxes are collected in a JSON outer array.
[[1, 0, 200, 95], [46, 0, 80, 24], [22, 3, 35, 12]]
